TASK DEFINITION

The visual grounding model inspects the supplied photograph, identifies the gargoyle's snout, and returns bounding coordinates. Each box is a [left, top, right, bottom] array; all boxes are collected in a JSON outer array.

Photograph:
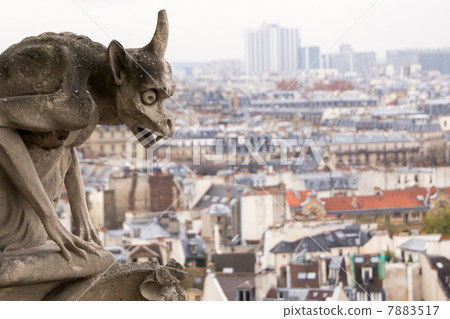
[[154, 111, 175, 138], [135, 111, 175, 148]]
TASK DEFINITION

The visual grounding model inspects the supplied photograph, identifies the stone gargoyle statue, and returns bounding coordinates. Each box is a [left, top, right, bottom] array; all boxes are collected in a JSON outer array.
[[0, 10, 175, 262]]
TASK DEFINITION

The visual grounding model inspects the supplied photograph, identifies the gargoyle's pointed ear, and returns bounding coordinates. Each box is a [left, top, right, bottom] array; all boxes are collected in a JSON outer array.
[[107, 40, 127, 85]]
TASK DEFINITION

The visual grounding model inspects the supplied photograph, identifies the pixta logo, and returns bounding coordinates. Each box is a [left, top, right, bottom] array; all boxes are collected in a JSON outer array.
[[126, 129, 172, 174]]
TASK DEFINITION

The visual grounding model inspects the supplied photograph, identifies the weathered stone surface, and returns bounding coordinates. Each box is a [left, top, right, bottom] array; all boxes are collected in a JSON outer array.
[[0, 281, 64, 301], [0, 241, 115, 289], [44, 259, 187, 301]]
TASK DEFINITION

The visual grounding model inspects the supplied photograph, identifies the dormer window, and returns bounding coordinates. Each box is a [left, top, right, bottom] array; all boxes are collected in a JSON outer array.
[[237, 289, 253, 301], [277, 290, 287, 299], [189, 244, 198, 255]]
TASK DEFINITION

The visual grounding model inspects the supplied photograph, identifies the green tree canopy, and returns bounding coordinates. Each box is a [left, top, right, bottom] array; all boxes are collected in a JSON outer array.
[[423, 208, 450, 236]]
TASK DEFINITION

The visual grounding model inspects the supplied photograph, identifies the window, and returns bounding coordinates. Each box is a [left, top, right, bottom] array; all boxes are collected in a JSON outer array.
[[237, 289, 252, 301], [195, 295, 201, 301], [166, 241, 173, 251], [307, 272, 316, 279], [190, 244, 198, 255], [277, 291, 287, 299], [100, 132, 104, 139], [217, 216, 222, 224], [362, 267, 373, 285], [312, 292, 319, 298], [297, 272, 306, 279], [354, 256, 364, 263]]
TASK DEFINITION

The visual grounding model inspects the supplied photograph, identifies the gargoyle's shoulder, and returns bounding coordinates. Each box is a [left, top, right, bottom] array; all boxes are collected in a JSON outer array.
[[17, 32, 106, 52]]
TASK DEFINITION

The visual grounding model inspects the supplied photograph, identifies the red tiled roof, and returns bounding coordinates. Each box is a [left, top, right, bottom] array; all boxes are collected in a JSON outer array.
[[286, 190, 313, 207], [323, 187, 436, 212]]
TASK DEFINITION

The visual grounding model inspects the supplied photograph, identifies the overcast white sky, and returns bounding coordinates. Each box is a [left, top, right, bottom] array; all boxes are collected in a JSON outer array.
[[0, 0, 449, 62]]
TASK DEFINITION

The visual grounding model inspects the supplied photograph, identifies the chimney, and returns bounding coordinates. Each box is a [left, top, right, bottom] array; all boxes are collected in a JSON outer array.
[[233, 92, 239, 110], [351, 194, 358, 208], [169, 217, 180, 234], [128, 173, 137, 211], [187, 230, 195, 239], [214, 224, 222, 254], [160, 214, 170, 227], [424, 188, 431, 205]]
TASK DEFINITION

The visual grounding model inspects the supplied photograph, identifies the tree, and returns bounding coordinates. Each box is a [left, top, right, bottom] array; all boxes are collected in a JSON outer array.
[[424, 145, 448, 167], [423, 208, 450, 236], [384, 247, 395, 262]]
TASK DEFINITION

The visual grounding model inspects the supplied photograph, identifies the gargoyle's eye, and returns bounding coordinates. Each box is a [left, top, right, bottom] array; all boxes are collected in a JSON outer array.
[[141, 89, 157, 105]]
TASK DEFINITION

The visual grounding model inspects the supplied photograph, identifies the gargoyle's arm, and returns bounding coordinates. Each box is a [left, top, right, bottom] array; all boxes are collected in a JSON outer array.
[[0, 127, 99, 260], [64, 147, 102, 246], [0, 90, 95, 131]]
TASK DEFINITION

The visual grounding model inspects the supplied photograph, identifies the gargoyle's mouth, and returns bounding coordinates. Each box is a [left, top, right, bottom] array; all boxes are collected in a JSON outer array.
[[136, 127, 164, 148]]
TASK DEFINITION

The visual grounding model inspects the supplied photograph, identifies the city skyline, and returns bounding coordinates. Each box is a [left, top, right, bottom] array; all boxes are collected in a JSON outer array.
[[1, 0, 450, 63]]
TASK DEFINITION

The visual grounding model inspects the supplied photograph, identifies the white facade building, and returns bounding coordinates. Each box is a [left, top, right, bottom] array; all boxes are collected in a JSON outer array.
[[245, 24, 299, 75]]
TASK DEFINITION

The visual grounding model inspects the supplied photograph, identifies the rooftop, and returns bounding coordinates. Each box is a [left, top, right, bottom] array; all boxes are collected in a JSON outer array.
[[323, 187, 435, 214], [215, 274, 255, 301], [271, 226, 372, 253]]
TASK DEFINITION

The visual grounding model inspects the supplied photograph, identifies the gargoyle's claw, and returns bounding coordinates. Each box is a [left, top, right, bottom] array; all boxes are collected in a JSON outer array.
[[90, 241, 104, 253], [76, 238, 102, 258], [74, 245, 88, 260], [59, 243, 72, 263], [93, 236, 103, 247], [78, 222, 103, 248]]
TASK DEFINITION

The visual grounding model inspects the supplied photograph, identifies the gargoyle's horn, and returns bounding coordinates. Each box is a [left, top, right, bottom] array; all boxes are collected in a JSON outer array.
[[145, 10, 168, 57]]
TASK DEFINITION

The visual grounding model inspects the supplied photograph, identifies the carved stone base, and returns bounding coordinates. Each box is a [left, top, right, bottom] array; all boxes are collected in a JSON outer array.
[[0, 241, 186, 301], [0, 241, 115, 289], [45, 259, 187, 301]]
